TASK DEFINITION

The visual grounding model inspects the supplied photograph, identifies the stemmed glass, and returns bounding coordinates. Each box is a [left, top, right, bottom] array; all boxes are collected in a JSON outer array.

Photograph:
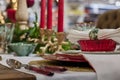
[[4, 23, 15, 54], [74, 22, 96, 31], [0, 24, 6, 53]]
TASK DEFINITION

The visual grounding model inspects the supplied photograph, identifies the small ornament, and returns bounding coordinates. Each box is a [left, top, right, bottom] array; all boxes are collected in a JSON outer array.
[[89, 28, 98, 40]]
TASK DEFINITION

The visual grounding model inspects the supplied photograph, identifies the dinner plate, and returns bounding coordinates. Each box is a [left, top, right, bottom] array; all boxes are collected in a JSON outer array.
[[61, 50, 81, 54], [82, 51, 120, 54], [61, 50, 120, 54], [43, 54, 87, 62]]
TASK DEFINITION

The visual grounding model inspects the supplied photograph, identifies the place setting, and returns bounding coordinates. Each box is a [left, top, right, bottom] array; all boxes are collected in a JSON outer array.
[[6, 58, 68, 76], [1, 0, 120, 80]]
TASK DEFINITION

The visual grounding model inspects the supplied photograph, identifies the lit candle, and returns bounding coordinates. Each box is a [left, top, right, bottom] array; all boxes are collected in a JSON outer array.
[[7, 9, 16, 23], [58, 0, 64, 32], [40, 0, 46, 29], [47, 0, 53, 29]]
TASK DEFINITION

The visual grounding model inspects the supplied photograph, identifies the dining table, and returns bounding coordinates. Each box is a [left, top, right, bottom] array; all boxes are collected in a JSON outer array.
[[0, 54, 97, 80]]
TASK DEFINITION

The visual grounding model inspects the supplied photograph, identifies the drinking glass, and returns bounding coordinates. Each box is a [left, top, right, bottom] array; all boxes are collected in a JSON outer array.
[[0, 24, 6, 53], [74, 22, 96, 31], [5, 23, 15, 54]]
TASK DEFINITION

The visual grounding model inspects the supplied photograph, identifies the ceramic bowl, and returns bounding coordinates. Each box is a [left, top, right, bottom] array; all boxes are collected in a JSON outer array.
[[8, 43, 37, 56]]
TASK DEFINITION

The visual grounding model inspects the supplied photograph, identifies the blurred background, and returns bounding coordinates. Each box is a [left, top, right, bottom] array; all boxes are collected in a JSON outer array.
[[64, 0, 120, 31], [1, 0, 120, 31]]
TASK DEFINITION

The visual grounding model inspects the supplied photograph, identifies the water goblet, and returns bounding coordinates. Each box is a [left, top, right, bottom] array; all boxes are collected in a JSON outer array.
[[4, 23, 15, 54], [0, 24, 6, 53]]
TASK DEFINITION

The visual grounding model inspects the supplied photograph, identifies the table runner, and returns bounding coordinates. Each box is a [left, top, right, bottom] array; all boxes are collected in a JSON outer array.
[[0, 63, 36, 80]]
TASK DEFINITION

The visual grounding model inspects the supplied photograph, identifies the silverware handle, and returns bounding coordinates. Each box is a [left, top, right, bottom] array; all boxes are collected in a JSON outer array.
[[43, 65, 67, 72], [25, 65, 54, 76]]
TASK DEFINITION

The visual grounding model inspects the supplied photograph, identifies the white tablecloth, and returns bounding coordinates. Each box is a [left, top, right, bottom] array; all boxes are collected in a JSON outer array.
[[0, 54, 97, 80], [83, 54, 120, 80]]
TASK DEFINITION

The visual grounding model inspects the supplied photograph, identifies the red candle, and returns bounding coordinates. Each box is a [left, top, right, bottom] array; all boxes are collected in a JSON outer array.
[[40, 0, 46, 29], [27, 0, 35, 8], [58, 0, 64, 32], [7, 9, 16, 23], [47, 0, 53, 29]]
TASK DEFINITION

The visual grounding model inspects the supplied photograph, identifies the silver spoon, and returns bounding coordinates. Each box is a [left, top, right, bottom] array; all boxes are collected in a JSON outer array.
[[6, 59, 54, 76]]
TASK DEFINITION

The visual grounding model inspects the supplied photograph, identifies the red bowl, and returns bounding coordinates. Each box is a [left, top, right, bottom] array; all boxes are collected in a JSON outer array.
[[78, 39, 116, 51]]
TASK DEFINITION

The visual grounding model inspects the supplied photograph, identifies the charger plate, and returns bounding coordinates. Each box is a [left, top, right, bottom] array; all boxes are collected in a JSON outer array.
[[82, 51, 120, 54], [62, 50, 120, 54], [29, 60, 94, 72], [61, 50, 81, 54], [36, 53, 94, 72]]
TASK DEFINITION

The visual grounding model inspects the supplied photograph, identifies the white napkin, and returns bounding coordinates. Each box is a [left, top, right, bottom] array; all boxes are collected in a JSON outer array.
[[83, 54, 120, 80], [67, 28, 120, 44]]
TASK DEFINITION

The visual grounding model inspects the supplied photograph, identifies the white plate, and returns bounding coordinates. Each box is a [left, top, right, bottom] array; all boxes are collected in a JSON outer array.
[[62, 50, 120, 54], [82, 51, 120, 54], [62, 50, 81, 54]]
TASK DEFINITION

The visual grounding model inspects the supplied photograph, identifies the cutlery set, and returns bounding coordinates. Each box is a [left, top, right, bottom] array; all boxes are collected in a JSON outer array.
[[6, 59, 67, 76]]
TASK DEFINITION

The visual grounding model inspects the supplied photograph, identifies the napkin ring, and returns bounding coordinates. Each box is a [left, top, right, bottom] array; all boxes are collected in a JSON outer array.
[[89, 28, 98, 40]]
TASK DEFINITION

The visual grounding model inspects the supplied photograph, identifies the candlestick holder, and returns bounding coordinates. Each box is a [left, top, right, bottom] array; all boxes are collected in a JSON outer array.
[[39, 29, 54, 56], [55, 32, 65, 53], [45, 29, 54, 44], [38, 29, 69, 56], [39, 28, 46, 43], [15, 0, 28, 30], [0, 11, 5, 24]]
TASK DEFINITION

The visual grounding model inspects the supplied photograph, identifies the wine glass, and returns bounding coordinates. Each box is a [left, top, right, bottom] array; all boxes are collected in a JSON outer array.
[[0, 24, 6, 53], [74, 22, 96, 31], [4, 23, 15, 54]]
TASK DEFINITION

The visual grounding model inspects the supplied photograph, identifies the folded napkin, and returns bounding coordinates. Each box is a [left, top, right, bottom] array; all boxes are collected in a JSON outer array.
[[83, 54, 120, 80], [67, 28, 120, 44]]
